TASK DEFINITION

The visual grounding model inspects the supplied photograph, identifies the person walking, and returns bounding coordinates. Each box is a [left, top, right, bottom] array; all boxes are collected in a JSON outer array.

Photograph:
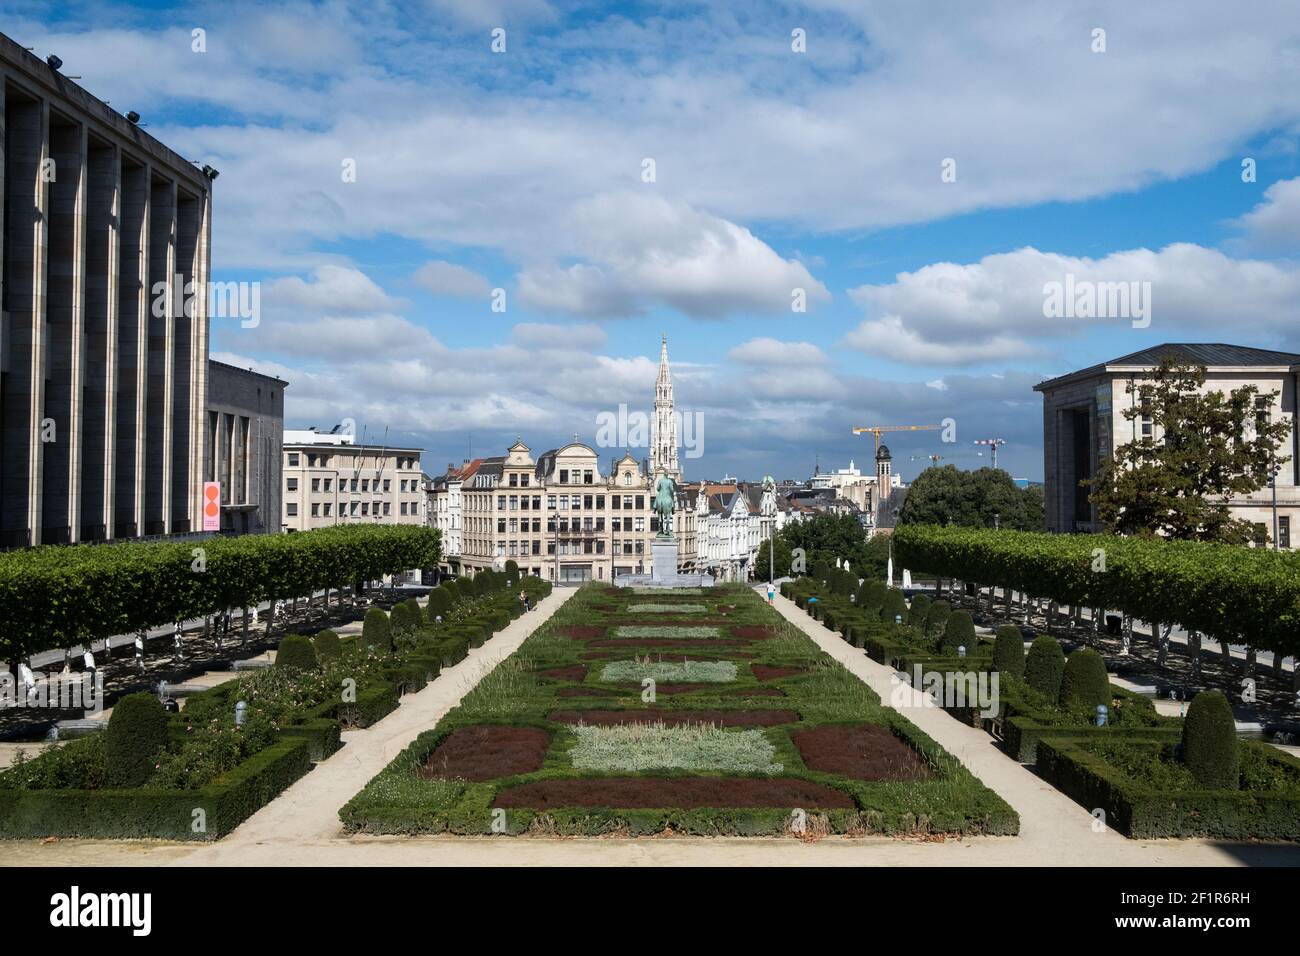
[[519, 589, 530, 612], [767, 582, 776, 605]]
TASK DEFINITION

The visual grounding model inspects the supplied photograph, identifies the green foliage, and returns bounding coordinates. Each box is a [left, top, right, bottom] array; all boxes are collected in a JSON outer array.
[[923, 600, 951, 639], [940, 610, 975, 654], [1085, 360, 1289, 544], [0, 524, 441, 663], [992, 625, 1025, 680], [898, 465, 1043, 531], [425, 586, 453, 619], [313, 629, 342, 661], [878, 588, 908, 625], [363, 607, 393, 651], [856, 580, 887, 612], [770, 513, 887, 583], [1182, 690, 1240, 790], [389, 599, 420, 635], [893, 523, 1300, 660], [275, 634, 318, 671], [752, 537, 793, 580], [1059, 647, 1109, 711], [907, 593, 932, 626], [504, 560, 519, 582], [103, 693, 170, 788], [1024, 636, 1066, 700]]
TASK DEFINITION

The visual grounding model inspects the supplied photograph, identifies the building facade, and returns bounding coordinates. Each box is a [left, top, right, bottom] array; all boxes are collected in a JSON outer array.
[[204, 360, 285, 535], [445, 440, 657, 583], [281, 429, 425, 532], [1034, 343, 1299, 545], [0, 33, 214, 546]]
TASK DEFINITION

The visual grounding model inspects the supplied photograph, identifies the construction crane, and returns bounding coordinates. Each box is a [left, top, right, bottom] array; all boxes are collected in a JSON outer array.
[[973, 438, 1007, 469], [851, 424, 942, 453]]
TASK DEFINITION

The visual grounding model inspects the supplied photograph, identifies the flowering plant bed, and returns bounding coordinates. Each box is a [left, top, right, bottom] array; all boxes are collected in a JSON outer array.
[[341, 584, 1018, 837]]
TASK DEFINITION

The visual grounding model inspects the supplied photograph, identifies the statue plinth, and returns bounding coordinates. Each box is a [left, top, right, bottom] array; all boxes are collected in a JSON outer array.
[[651, 538, 679, 582]]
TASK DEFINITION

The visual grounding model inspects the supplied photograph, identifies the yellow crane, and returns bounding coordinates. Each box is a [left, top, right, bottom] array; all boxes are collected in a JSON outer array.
[[851, 424, 942, 453]]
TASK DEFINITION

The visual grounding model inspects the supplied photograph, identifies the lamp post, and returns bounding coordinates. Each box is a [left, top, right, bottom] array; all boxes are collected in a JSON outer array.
[[1271, 451, 1279, 550]]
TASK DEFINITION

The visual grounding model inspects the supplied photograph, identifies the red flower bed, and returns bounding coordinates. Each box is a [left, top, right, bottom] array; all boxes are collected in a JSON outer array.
[[537, 665, 588, 682], [792, 724, 931, 781], [751, 665, 803, 681], [561, 626, 606, 640], [419, 726, 550, 782], [492, 776, 854, 809], [730, 626, 776, 640]]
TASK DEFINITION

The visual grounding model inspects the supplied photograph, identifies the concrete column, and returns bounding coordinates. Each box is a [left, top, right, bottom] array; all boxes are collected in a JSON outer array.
[[43, 116, 87, 543], [172, 188, 203, 531], [80, 138, 120, 540], [0, 92, 48, 547], [114, 158, 148, 537], [144, 173, 174, 534]]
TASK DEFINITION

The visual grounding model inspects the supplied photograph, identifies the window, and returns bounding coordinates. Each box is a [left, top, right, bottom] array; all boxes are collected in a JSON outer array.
[[583, 470, 593, 484], [311, 503, 320, 517], [350, 479, 358, 492], [547, 495, 556, 510], [584, 495, 593, 509], [311, 478, 320, 492], [612, 496, 621, 510], [362, 479, 369, 492], [635, 495, 645, 509], [559, 469, 569, 483], [622, 473, 631, 486], [323, 503, 332, 516], [383, 503, 391, 516], [509, 473, 518, 487], [1280, 516, 1291, 550], [288, 453, 299, 466], [286, 503, 298, 516], [596, 495, 605, 508], [362, 503, 370, 516], [497, 496, 506, 510], [509, 496, 518, 510], [383, 479, 391, 492], [521, 474, 530, 487], [286, 478, 298, 491], [324, 479, 332, 491]]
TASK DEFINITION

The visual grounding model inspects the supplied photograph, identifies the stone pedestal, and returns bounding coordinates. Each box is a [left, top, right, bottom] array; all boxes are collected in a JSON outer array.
[[652, 539, 678, 581]]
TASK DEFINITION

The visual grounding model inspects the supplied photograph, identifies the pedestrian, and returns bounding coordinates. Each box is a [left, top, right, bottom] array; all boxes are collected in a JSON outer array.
[[767, 582, 776, 604]]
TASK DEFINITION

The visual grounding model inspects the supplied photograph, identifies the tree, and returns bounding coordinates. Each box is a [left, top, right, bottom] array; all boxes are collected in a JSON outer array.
[[1086, 360, 1289, 544], [761, 513, 887, 582], [753, 537, 793, 580], [898, 465, 1042, 531]]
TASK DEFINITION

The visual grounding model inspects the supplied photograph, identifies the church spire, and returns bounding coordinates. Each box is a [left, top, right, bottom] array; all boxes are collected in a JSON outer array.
[[651, 335, 681, 480]]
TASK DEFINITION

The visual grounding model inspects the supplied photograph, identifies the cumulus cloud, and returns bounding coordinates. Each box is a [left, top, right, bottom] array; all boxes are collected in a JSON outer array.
[[511, 322, 607, 349], [727, 338, 829, 366], [845, 245, 1300, 366], [412, 260, 492, 299], [517, 193, 830, 319], [1230, 176, 1300, 252], [263, 264, 403, 315]]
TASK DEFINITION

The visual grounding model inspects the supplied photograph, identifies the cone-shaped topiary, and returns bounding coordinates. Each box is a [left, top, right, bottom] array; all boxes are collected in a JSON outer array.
[[363, 606, 393, 651], [104, 692, 170, 788], [442, 579, 464, 605], [504, 559, 519, 583], [1059, 647, 1109, 711], [1182, 690, 1240, 790], [276, 633, 318, 671], [924, 600, 951, 639], [940, 610, 976, 654], [992, 625, 1025, 680], [314, 629, 342, 661], [908, 593, 932, 627], [389, 601, 416, 635], [403, 596, 424, 624], [1024, 635, 1066, 699], [879, 589, 908, 625]]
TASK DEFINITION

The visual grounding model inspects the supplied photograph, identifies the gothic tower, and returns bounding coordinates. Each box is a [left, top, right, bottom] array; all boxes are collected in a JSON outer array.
[[650, 334, 682, 480], [875, 443, 892, 518]]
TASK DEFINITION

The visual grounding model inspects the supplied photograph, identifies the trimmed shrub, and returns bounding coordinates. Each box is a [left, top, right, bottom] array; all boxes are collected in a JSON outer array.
[[363, 607, 393, 651], [1182, 690, 1240, 790], [907, 593, 932, 627], [1059, 647, 1109, 712], [1024, 635, 1066, 700], [403, 596, 424, 624], [425, 586, 453, 619], [103, 692, 170, 788], [923, 600, 951, 638], [275, 634, 318, 671], [504, 559, 519, 583], [940, 610, 975, 654], [390, 599, 421, 635], [314, 629, 342, 661], [857, 580, 887, 612], [992, 625, 1025, 680], [878, 589, 908, 625]]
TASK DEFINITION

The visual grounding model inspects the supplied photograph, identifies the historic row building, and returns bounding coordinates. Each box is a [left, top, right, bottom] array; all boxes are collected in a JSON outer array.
[[280, 428, 425, 532]]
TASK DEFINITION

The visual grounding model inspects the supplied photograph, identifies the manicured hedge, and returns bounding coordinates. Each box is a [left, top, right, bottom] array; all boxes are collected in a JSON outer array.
[[894, 523, 1300, 659], [0, 524, 441, 662], [1037, 736, 1300, 839], [0, 736, 311, 840]]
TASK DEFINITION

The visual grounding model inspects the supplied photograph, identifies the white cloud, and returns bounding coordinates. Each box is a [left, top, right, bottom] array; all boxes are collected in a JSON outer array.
[[517, 193, 831, 319], [412, 260, 492, 299], [511, 322, 607, 349], [1230, 176, 1300, 252], [264, 264, 403, 315], [845, 244, 1300, 366], [728, 338, 829, 366]]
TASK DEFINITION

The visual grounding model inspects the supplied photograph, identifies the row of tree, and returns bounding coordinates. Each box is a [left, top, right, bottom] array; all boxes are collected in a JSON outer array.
[[0, 525, 441, 663]]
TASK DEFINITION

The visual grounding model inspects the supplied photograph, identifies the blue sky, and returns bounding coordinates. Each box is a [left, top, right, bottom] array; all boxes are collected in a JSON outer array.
[[9, 0, 1300, 480]]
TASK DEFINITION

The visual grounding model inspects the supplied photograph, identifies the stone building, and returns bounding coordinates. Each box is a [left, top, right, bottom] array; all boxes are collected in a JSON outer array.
[[1034, 343, 1299, 545], [204, 360, 285, 535], [0, 33, 214, 545], [281, 428, 425, 532]]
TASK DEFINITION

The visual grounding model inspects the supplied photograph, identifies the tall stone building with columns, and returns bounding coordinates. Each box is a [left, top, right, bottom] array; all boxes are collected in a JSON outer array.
[[0, 33, 214, 546]]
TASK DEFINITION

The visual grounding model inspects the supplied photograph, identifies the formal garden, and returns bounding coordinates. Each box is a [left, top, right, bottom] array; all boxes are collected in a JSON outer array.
[[340, 583, 1019, 837], [782, 524, 1300, 841], [0, 525, 551, 840]]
